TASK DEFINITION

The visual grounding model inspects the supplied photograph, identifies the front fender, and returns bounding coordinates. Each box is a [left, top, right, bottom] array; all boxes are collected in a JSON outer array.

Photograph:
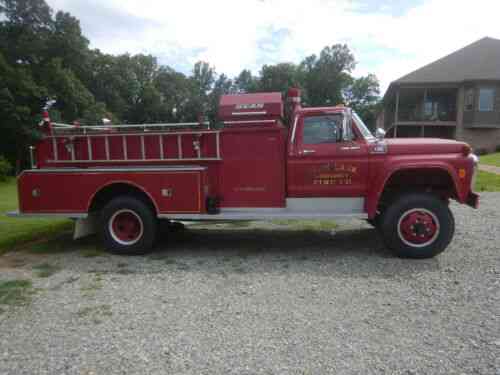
[[366, 158, 462, 219]]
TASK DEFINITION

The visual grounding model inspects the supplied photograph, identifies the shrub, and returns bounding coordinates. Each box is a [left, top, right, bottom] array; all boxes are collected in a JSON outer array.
[[0, 155, 12, 181], [496, 145, 500, 153]]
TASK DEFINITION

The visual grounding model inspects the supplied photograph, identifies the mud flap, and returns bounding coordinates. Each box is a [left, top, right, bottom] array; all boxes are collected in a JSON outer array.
[[73, 214, 99, 240]]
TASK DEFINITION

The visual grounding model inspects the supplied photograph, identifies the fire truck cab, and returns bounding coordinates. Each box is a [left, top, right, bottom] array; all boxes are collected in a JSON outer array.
[[11, 88, 479, 258]]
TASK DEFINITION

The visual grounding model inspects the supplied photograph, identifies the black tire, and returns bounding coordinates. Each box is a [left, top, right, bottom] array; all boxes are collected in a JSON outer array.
[[380, 193, 455, 259], [100, 196, 157, 255]]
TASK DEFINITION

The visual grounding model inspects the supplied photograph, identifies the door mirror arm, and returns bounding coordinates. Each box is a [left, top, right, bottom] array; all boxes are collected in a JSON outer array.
[[342, 108, 353, 142]]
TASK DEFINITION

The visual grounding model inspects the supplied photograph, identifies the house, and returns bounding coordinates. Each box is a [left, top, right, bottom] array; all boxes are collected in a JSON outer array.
[[379, 37, 500, 152]]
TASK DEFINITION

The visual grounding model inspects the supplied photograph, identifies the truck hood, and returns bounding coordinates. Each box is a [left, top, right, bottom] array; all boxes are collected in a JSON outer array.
[[384, 138, 467, 155]]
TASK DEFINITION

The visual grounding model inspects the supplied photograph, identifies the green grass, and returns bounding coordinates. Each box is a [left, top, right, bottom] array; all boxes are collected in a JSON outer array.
[[0, 178, 72, 253], [475, 170, 500, 192], [0, 279, 34, 306], [479, 152, 500, 167]]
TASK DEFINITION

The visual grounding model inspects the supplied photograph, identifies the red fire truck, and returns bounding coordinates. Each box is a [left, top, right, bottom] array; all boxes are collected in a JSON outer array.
[[10, 88, 479, 258]]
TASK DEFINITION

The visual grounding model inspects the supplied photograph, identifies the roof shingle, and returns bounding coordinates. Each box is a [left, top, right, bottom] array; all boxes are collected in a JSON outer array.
[[394, 37, 500, 84]]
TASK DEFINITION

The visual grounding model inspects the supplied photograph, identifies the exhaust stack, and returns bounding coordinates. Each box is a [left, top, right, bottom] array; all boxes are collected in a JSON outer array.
[[287, 87, 301, 113]]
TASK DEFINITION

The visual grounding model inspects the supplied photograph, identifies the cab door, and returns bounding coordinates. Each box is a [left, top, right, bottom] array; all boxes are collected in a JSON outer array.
[[287, 112, 369, 197]]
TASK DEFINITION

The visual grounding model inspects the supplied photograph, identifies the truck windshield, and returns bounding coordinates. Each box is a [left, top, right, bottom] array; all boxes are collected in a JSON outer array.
[[353, 112, 375, 140]]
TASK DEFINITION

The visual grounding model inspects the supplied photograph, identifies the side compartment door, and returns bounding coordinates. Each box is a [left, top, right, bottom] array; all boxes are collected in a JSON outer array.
[[287, 113, 369, 197]]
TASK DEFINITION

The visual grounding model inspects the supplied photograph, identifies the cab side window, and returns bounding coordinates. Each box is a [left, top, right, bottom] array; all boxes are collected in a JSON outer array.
[[302, 115, 342, 144]]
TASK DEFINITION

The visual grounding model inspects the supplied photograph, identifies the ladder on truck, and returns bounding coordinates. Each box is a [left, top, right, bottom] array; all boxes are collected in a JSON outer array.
[[43, 122, 222, 164]]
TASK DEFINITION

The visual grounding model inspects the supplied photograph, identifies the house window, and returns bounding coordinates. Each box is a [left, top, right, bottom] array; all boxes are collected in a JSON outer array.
[[464, 89, 474, 111], [478, 88, 495, 111]]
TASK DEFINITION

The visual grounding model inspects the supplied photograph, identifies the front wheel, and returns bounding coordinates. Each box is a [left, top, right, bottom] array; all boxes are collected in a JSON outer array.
[[380, 193, 455, 259], [100, 196, 157, 255]]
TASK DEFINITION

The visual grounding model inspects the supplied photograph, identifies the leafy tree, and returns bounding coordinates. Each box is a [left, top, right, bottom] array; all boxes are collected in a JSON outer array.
[[259, 63, 300, 95], [0, 0, 52, 28], [233, 69, 258, 93], [48, 11, 90, 83], [154, 66, 193, 122], [0, 51, 45, 172], [38, 58, 94, 121], [299, 44, 356, 107], [0, 0, 53, 66], [184, 61, 216, 121], [192, 61, 215, 94], [81, 102, 115, 125], [88, 51, 129, 119], [208, 73, 233, 122], [0, 0, 382, 172], [344, 74, 381, 130]]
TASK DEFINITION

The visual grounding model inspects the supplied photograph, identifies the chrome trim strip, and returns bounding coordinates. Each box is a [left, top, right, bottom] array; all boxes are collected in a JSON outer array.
[[52, 121, 209, 130], [46, 130, 219, 138], [46, 158, 221, 163], [140, 135, 145, 159], [177, 135, 183, 159], [122, 136, 127, 160], [216, 133, 221, 159], [7, 210, 87, 219], [231, 111, 267, 116], [223, 120, 276, 125], [290, 115, 299, 144], [29, 146, 37, 169], [22, 166, 207, 173], [87, 137, 92, 160], [105, 136, 110, 160], [159, 136, 164, 160], [52, 138, 58, 161]]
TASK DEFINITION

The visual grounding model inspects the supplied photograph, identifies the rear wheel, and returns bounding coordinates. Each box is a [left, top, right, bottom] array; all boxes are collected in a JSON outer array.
[[380, 193, 454, 259], [101, 196, 157, 255]]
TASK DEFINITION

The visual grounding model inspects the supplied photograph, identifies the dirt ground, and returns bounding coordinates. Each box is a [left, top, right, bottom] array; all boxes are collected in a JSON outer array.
[[0, 194, 499, 375]]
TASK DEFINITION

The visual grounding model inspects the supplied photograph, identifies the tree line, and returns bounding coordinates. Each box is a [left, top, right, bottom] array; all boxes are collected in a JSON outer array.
[[0, 0, 380, 171]]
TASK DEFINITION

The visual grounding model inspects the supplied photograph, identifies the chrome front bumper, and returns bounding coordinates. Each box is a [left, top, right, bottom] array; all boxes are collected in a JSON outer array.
[[467, 153, 480, 209], [470, 153, 479, 190]]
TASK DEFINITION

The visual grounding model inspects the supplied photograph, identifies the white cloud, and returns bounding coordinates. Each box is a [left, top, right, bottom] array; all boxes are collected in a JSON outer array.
[[47, 0, 500, 93]]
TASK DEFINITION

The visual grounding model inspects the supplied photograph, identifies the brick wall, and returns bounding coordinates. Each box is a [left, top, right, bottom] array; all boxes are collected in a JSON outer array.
[[461, 128, 500, 152]]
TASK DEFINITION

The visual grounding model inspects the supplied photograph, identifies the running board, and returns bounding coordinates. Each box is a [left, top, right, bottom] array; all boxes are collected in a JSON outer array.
[[162, 197, 367, 221], [160, 212, 367, 221]]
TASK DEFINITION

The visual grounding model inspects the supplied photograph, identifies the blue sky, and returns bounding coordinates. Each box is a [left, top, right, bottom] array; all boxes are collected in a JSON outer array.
[[47, 0, 500, 94]]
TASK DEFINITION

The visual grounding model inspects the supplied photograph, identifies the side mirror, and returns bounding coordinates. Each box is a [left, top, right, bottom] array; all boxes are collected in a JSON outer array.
[[375, 128, 386, 139], [43, 99, 57, 111], [342, 109, 353, 142]]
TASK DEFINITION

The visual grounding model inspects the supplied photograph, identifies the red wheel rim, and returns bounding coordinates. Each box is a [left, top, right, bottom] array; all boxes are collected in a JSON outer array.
[[109, 209, 143, 245], [397, 208, 440, 248]]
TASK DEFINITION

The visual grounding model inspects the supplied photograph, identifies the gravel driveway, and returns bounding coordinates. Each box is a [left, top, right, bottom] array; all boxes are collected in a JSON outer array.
[[0, 193, 499, 375]]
